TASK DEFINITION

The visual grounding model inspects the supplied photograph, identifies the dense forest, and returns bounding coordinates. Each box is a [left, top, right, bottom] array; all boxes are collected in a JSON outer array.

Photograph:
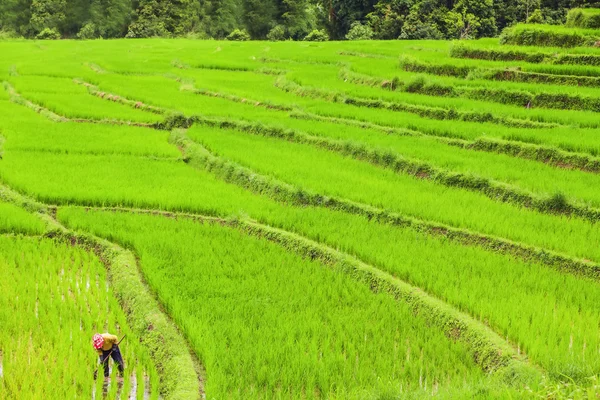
[[0, 0, 599, 40]]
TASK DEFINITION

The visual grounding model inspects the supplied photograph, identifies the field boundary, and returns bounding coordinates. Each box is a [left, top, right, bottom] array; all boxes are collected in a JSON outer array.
[[399, 56, 600, 87], [3, 81, 158, 128], [450, 44, 600, 66], [172, 128, 600, 281], [274, 75, 558, 129], [238, 219, 537, 377], [74, 79, 168, 116], [192, 117, 600, 223], [3, 81, 68, 123], [340, 67, 600, 114], [292, 112, 600, 172], [71, 70, 600, 171], [65, 205, 537, 378]]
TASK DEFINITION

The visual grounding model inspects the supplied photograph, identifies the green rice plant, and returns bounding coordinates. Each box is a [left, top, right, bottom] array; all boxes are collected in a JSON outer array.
[[8, 75, 87, 94], [79, 66, 600, 157], [0, 151, 269, 212], [55, 208, 496, 399], [191, 118, 600, 213], [281, 65, 600, 127], [20, 92, 163, 123], [5, 75, 162, 123], [296, 102, 600, 155], [0, 102, 178, 157], [5, 38, 600, 397], [0, 236, 159, 399], [186, 126, 600, 266], [79, 59, 600, 155], [350, 54, 600, 98], [57, 206, 600, 384], [0, 201, 45, 235]]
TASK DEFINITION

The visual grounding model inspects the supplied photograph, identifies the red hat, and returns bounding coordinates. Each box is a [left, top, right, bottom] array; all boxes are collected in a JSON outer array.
[[93, 334, 104, 350]]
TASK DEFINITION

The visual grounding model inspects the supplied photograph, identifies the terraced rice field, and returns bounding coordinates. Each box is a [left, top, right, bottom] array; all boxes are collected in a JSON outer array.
[[1, 38, 600, 399]]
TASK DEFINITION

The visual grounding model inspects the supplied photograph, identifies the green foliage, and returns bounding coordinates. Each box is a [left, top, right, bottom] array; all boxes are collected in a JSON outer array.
[[280, 0, 317, 40], [303, 28, 328, 41], [345, 21, 374, 40], [399, 14, 443, 39], [125, 19, 167, 38], [29, 0, 66, 34], [226, 28, 250, 40], [76, 22, 98, 39], [126, 0, 195, 38], [200, 0, 242, 39], [366, 1, 407, 39], [0, 0, 591, 39], [242, 0, 277, 39], [35, 26, 60, 39], [527, 9, 544, 23], [566, 7, 600, 28], [266, 24, 286, 41], [88, 0, 134, 38], [0, 29, 23, 39]]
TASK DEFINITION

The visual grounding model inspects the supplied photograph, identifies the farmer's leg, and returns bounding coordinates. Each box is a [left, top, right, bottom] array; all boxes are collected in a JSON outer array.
[[110, 346, 125, 376], [100, 351, 110, 378]]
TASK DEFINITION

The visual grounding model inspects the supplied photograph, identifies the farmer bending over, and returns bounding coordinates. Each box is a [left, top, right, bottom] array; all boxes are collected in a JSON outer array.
[[93, 333, 124, 379]]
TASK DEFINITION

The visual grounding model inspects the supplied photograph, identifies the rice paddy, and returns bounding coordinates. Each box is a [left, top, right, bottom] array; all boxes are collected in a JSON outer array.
[[1, 37, 600, 399]]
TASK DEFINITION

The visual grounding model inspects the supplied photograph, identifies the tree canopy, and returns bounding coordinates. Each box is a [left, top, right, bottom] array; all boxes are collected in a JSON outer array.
[[0, 0, 597, 40]]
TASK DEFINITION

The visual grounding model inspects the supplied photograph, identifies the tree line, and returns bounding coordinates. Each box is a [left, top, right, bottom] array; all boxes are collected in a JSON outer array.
[[0, 0, 598, 40]]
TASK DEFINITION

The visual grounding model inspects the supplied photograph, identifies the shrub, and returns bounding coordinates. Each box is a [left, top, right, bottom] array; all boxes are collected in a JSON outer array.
[[126, 18, 168, 38], [0, 30, 22, 40], [77, 22, 98, 39], [35, 28, 61, 40], [267, 25, 286, 41], [527, 9, 544, 24], [303, 29, 328, 41], [226, 29, 250, 41], [450, 44, 549, 63], [345, 22, 374, 40], [566, 8, 600, 29], [405, 76, 427, 93], [185, 31, 211, 40], [499, 24, 600, 47], [544, 192, 570, 213]]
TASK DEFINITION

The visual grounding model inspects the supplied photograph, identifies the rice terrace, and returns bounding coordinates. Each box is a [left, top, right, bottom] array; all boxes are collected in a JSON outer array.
[[3, 10, 600, 400]]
